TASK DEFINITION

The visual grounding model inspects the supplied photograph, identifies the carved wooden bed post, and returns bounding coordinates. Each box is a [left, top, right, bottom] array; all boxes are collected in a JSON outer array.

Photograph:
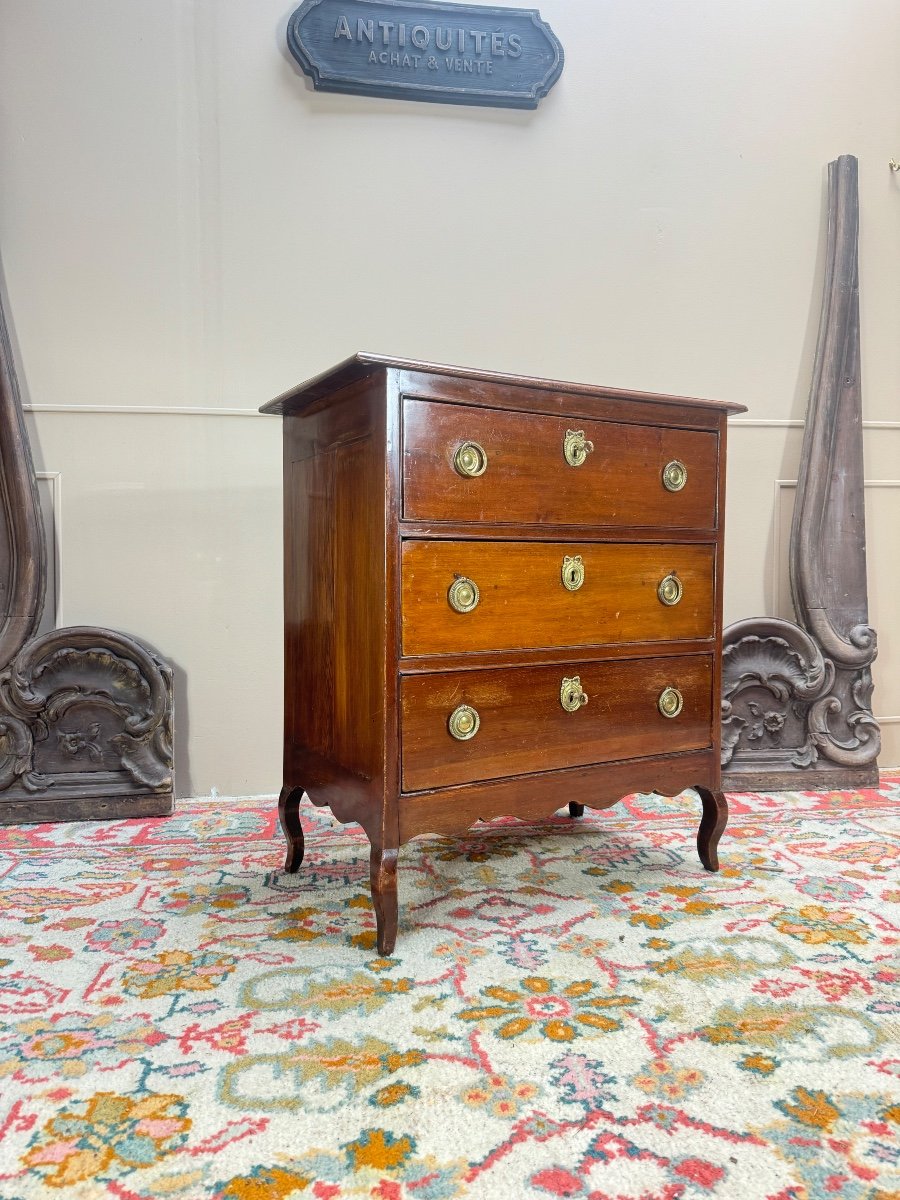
[[0, 260, 174, 823], [721, 155, 880, 790]]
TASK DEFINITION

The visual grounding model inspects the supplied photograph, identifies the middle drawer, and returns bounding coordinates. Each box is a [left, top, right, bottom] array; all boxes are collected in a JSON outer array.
[[401, 540, 715, 656]]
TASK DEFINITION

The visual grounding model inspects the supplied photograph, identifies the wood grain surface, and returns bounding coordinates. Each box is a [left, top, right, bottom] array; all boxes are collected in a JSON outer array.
[[402, 399, 719, 528], [398, 748, 717, 841], [282, 381, 386, 837], [401, 540, 714, 656], [400, 654, 713, 791], [263, 353, 747, 419]]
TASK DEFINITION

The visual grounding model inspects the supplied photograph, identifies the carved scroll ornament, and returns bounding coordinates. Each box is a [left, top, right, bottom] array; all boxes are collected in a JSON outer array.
[[0, 256, 173, 823], [721, 617, 878, 779], [721, 156, 880, 791]]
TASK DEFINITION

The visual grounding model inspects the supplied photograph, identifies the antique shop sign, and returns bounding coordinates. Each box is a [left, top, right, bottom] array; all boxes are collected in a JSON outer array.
[[287, 0, 564, 109]]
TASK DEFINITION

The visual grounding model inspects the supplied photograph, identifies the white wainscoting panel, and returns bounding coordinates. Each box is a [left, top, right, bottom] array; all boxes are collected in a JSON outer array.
[[35, 471, 61, 636]]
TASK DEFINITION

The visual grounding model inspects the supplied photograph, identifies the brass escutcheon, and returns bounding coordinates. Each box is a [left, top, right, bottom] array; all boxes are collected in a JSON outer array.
[[448, 704, 480, 741], [448, 576, 480, 614], [662, 460, 688, 492], [560, 675, 589, 712], [454, 441, 488, 477], [657, 572, 683, 606], [564, 429, 594, 468], [562, 555, 585, 592], [658, 686, 684, 718]]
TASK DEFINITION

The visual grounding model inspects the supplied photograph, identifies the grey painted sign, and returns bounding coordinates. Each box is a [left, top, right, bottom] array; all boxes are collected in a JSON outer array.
[[287, 0, 563, 109]]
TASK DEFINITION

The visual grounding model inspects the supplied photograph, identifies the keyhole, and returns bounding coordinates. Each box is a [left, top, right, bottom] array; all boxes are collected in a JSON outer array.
[[562, 556, 584, 592]]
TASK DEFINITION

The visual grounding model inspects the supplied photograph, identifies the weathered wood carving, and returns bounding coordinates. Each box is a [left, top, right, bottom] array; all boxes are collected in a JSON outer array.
[[721, 155, 880, 791], [0, 262, 173, 824]]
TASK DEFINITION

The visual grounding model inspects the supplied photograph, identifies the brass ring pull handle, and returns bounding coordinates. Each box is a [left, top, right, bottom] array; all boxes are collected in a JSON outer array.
[[448, 576, 480, 613], [454, 441, 488, 477], [657, 572, 683, 606], [658, 686, 684, 719], [561, 555, 585, 592], [560, 676, 589, 713], [662, 460, 688, 492], [448, 704, 480, 741], [563, 430, 594, 468]]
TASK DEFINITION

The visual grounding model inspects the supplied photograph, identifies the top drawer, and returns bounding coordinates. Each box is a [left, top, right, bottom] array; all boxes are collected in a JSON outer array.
[[402, 399, 719, 529]]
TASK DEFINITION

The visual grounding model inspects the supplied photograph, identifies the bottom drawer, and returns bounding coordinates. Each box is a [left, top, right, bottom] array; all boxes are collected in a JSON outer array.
[[400, 655, 712, 792]]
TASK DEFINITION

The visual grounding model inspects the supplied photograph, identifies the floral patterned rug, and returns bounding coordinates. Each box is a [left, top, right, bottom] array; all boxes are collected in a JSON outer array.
[[0, 779, 898, 1200]]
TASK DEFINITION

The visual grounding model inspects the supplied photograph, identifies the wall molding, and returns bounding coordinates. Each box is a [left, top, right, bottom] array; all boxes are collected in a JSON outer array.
[[35, 471, 62, 629], [729, 418, 900, 429], [23, 404, 267, 417], [733, 419, 805, 428], [21, 407, 900, 427]]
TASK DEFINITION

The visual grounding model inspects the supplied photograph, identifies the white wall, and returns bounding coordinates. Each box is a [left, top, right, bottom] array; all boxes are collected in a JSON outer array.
[[2, 0, 898, 794]]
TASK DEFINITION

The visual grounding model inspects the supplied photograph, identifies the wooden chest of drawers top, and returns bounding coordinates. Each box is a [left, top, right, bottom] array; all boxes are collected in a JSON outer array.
[[265, 355, 743, 550]]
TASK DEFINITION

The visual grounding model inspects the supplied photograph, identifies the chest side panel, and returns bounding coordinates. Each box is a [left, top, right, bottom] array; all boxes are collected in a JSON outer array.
[[283, 379, 386, 782]]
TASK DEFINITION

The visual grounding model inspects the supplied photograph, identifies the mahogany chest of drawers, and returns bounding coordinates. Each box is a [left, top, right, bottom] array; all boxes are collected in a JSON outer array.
[[262, 355, 745, 955]]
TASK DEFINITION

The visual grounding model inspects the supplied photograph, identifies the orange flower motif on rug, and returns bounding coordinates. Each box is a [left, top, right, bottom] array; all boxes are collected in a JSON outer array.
[[457, 976, 637, 1041]]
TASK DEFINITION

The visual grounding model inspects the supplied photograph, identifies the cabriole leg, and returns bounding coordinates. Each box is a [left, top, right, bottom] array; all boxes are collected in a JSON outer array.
[[369, 844, 399, 956], [695, 786, 728, 872], [278, 785, 305, 873]]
